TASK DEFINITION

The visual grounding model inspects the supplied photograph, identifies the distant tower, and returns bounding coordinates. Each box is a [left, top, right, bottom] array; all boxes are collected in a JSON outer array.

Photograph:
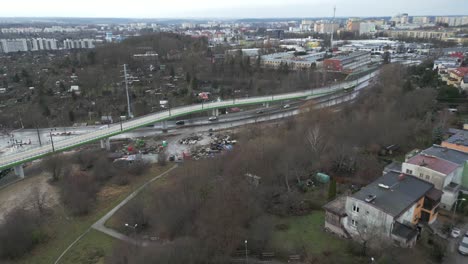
[[330, 6, 336, 51]]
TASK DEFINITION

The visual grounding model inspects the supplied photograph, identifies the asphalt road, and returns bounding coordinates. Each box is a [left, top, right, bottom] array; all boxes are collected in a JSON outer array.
[[0, 71, 376, 170]]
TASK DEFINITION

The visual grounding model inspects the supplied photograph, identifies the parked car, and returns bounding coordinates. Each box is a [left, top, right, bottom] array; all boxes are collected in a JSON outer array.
[[256, 110, 264, 114], [208, 116, 218, 121], [458, 236, 468, 255], [452, 228, 461, 238], [175, 120, 185, 125]]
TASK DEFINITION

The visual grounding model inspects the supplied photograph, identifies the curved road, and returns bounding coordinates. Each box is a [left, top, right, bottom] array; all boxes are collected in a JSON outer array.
[[0, 71, 377, 171]]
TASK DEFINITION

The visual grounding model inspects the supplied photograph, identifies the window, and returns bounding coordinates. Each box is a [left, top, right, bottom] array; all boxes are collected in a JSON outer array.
[[406, 169, 413, 174], [351, 219, 358, 227], [419, 173, 423, 178], [352, 205, 360, 213], [425, 175, 430, 180]]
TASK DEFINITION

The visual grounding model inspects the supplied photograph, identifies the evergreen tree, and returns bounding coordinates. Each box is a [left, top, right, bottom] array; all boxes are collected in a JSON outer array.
[[328, 178, 337, 200], [68, 110, 75, 122], [432, 126, 444, 144]]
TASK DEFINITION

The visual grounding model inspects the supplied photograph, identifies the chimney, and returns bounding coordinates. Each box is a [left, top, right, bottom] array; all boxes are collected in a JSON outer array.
[[398, 174, 405, 181]]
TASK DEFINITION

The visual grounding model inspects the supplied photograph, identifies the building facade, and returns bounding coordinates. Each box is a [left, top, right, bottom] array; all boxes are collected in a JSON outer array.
[[324, 172, 440, 248], [323, 51, 371, 73]]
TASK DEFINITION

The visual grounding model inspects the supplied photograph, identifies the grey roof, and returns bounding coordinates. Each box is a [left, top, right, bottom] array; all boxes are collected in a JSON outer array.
[[444, 130, 468, 147], [392, 221, 418, 241], [422, 145, 468, 165], [383, 161, 402, 174], [331, 51, 370, 62], [464, 75, 468, 83], [352, 171, 434, 217]]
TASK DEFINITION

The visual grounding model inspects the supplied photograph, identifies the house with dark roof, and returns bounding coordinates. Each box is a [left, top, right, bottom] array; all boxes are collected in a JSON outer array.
[[324, 171, 440, 248], [402, 145, 468, 208]]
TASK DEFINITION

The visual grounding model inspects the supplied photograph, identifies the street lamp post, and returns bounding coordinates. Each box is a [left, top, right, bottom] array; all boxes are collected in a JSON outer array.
[[244, 240, 248, 264], [125, 223, 138, 249], [452, 198, 466, 227]]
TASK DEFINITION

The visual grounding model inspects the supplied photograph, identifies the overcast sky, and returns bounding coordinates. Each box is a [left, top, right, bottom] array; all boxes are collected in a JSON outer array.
[[1, 0, 467, 18]]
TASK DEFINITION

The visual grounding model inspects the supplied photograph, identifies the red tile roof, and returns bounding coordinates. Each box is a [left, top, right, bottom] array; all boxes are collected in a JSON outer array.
[[450, 67, 468, 78], [407, 154, 459, 175]]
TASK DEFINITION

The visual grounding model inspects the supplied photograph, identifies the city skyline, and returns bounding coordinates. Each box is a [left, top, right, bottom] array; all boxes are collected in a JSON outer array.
[[1, 0, 468, 19]]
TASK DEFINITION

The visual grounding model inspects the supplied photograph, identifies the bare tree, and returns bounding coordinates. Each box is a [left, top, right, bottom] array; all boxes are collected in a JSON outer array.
[[43, 154, 65, 181], [29, 186, 47, 217]]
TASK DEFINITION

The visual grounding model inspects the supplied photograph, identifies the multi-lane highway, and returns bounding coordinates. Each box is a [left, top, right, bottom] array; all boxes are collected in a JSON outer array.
[[0, 71, 378, 171]]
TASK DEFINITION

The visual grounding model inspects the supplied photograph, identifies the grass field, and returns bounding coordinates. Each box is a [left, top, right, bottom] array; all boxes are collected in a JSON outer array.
[[270, 212, 357, 263], [13, 164, 171, 264], [58, 230, 116, 264]]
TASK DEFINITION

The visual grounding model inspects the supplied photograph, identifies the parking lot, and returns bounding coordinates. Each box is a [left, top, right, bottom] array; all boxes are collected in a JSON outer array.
[[445, 223, 468, 264]]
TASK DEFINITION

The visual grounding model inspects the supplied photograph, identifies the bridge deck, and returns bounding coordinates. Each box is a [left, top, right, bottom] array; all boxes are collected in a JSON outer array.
[[0, 72, 377, 170]]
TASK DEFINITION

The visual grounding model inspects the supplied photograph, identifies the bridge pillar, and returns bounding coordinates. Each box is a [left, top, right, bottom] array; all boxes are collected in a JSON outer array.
[[161, 121, 168, 133], [263, 102, 269, 108], [212, 109, 219, 116], [14, 164, 24, 178], [100, 138, 111, 151]]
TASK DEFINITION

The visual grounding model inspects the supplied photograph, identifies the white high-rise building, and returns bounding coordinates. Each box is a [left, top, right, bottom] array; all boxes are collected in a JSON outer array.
[[0, 39, 28, 53], [314, 21, 339, 34], [63, 39, 96, 49], [30, 38, 58, 51], [359, 22, 376, 35], [412, 16, 431, 24]]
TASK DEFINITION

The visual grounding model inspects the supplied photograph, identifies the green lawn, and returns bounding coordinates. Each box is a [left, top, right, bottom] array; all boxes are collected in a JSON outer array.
[[13, 165, 171, 264], [271, 212, 345, 254], [270, 212, 357, 263], [58, 230, 116, 264]]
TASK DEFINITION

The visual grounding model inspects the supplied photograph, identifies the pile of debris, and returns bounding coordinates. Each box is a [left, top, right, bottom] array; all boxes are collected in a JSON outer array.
[[189, 133, 237, 160], [178, 135, 203, 145]]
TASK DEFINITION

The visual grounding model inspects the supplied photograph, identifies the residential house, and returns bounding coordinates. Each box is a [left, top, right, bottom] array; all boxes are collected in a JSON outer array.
[[324, 171, 441, 248], [447, 67, 468, 87], [461, 75, 468, 91], [402, 145, 468, 208]]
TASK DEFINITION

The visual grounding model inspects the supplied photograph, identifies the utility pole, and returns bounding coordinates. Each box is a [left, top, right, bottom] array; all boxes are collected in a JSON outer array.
[[49, 131, 55, 152], [36, 125, 42, 146], [123, 64, 133, 119], [330, 6, 336, 51]]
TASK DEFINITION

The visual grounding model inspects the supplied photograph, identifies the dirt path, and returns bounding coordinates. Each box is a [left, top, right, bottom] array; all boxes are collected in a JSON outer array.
[[0, 172, 59, 222]]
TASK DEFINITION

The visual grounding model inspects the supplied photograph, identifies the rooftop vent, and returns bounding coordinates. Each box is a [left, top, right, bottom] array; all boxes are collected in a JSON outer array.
[[378, 183, 389, 189], [365, 194, 377, 203], [398, 174, 406, 181]]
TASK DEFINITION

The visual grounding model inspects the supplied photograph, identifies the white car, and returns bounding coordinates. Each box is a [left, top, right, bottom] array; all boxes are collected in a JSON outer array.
[[459, 237, 468, 256], [208, 116, 218, 121], [452, 228, 461, 238], [283, 104, 290, 109]]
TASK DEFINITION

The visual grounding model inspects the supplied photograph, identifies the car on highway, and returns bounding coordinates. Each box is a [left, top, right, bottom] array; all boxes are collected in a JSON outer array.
[[175, 120, 185, 125], [208, 116, 218, 121], [283, 104, 290, 109], [459, 236, 468, 256], [452, 228, 462, 238], [256, 110, 264, 114]]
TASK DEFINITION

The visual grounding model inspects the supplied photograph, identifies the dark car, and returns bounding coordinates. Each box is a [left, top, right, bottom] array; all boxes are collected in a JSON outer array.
[[175, 120, 185, 125]]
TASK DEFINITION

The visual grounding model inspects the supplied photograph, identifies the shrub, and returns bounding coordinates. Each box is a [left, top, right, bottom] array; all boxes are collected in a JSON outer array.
[[0, 208, 44, 259], [61, 171, 99, 215]]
